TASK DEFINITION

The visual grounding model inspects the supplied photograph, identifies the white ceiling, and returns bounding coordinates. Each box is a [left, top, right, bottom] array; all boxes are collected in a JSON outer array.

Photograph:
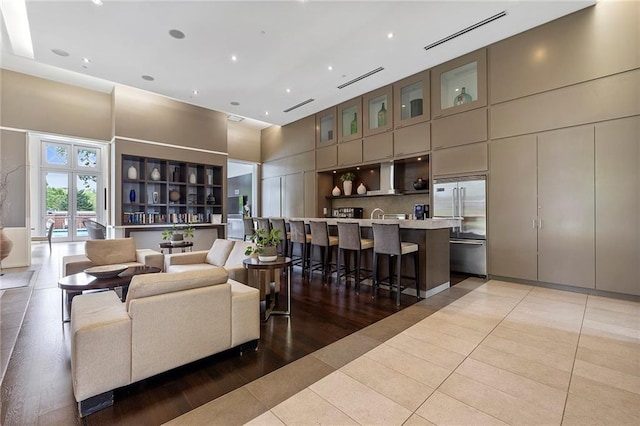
[[1, 0, 595, 130]]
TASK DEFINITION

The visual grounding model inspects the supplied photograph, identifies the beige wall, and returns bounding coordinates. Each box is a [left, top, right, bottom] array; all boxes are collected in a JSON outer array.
[[0, 69, 113, 141], [0, 129, 27, 227], [227, 122, 261, 163]]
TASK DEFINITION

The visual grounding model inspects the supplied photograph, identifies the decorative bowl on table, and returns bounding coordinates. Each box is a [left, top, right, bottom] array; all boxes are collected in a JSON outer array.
[[84, 264, 128, 279]]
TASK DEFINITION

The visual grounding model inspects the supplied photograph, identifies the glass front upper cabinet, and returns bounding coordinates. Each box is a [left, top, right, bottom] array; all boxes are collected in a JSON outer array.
[[315, 107, 337, 147], [393, 70, 430, 128], [431, 49, 487, 118], [363, 85, 393, 137], [337, 97, 362, 143]]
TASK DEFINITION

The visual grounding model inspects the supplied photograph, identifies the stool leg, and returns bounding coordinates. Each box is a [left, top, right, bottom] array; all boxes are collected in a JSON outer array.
[[372, 252, 378, 299], [388, 255, 393, 299], [355, 249, 361, 295], [414, 251, 420, 300], [337, 248, 343, 290], [396, 255, 402, 306]]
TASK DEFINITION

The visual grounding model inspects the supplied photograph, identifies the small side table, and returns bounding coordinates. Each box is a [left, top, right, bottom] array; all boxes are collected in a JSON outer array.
[[159, 241, 194, 254], [243, 257, 292, 321]]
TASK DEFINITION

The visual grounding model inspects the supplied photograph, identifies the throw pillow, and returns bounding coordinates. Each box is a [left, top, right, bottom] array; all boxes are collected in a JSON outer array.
[[85, 238, 137, 266], [205, 239, 235, 266]]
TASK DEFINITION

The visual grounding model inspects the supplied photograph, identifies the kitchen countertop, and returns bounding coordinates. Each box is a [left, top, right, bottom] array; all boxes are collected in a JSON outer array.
[[286, 217, 461, 230]]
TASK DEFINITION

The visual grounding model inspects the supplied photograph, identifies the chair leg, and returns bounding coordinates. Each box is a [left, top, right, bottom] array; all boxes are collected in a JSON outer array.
[[372, 252, 378, 299], [337, 248, 343, 290], [355, 250, 361, 295], [414, 251, 420, 300], [396, 255, 402, 306], [388, 255, 393, 299]]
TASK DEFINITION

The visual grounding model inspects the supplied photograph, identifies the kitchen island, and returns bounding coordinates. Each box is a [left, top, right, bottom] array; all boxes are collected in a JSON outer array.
[[287, 217, 461, 298]]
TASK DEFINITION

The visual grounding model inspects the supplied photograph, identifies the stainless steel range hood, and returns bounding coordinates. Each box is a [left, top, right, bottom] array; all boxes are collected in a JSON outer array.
[[367, 161, 402, 195]]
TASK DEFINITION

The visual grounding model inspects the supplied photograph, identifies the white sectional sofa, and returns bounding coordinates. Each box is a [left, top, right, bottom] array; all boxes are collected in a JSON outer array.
[[70, 268, 260, 416]]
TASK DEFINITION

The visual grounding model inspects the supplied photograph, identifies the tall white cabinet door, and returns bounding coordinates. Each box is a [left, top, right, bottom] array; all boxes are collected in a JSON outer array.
[[303, 171, 317, 218], [261, 176, 282, 218], [538, 126, 595, 288], [488, 135, 538, 280], [595, 117, 640, 295], [283, 173, 304, 218]]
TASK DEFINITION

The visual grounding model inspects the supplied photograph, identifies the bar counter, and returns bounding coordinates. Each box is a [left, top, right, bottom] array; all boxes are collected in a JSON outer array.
[[287, 217, 461, 297]]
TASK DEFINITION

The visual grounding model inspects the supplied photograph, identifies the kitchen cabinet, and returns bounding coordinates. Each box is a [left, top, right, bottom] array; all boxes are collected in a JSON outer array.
[[316, 107, 337, 147], [488, 125, 595, 289], [121, 155, 222, 226], [595, 116, 639, 295], [261, 176, 282, 218], [393, 70, 429, 128], [431, 49, 487, 119], [432, 142, 487, 177], [394, 122, 430, 158], [363, 85, 393, 137], [316, 145, 338, 170], [431, 108, 487, 150], [261, 171, 316, 219], [337, 139, 363, 166], [337, 97, 362, 143], [363, 132, 393, 163]]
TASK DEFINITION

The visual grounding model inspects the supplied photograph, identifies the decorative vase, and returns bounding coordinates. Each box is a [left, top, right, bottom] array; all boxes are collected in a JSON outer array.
[[258, 246, 278, 262], [206, 193, 215, 205], [152, 191, 159, 204], [410, 99, 423, 118], [343, 180, 353, 196], [350, 112, 358, 135], [207, 174, 213, 185], [357, 182, 367, 195], [332, 186, 341, 196], [0, 228, 14, 263], [170, 233, 183, 244], [454, 87, 472, 106], [127, 165, 137, 180], [150, 167, 161, 181], [129, 189, 136, 203], [173, 168, 181, 182], [413, 178, 428, 190], [377, 102, 387, 127], [169, 189, 180, 202], [189, 173, 196, 184]]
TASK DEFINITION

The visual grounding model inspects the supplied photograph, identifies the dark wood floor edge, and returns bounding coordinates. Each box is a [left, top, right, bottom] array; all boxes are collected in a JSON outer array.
[[489, 275, 640, 303], [0, 285, 35, 388]]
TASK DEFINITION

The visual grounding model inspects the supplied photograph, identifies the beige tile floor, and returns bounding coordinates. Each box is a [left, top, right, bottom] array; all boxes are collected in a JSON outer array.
[[168, 279, 640, 426]]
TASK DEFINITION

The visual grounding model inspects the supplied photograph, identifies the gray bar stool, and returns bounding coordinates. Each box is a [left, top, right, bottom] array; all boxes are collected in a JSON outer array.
[[289, 220, 311, 279], [269, 218, 289, 257], [309, 221, 339, 285], [372, 222, 420, 305], [337, 222, 373, 294], [243, 217, 255, 241], [256, 218, 271, 233]]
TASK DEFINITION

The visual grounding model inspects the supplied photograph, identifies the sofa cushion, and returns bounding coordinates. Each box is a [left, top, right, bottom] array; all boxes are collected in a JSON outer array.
[[225, 241, 254, 268], [85, 238, 137, 266], [125, 269, 229, 309], [205, 239, 235, 267]]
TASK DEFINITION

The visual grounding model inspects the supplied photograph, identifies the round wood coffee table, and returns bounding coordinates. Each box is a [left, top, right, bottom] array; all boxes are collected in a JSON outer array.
[[58, 265, 161, 323], [243, 257, 292, 321]]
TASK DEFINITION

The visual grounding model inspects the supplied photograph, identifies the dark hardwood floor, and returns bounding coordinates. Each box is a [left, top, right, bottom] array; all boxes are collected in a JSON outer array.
[[1, 265, 471, 425]]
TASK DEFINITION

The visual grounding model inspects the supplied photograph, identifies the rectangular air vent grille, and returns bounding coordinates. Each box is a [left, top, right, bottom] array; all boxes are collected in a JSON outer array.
[[424, 11, 507, 51], [337, 66, 384, 89], [283, 98, 315, 113]]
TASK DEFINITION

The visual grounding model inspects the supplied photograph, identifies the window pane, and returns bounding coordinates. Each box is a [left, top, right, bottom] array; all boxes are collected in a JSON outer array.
[[45, 144, 69, 166], [77, 148, 98, 168]]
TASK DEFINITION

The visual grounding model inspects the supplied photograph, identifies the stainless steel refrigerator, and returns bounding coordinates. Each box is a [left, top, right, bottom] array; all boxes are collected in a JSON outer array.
[[433, 175, 487, 276]]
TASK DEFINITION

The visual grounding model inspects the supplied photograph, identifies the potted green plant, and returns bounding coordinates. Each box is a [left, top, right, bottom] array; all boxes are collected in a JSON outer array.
[[162, 223, 195, 244], [340, 171, 356, 196], [245, 228, 282, 262]]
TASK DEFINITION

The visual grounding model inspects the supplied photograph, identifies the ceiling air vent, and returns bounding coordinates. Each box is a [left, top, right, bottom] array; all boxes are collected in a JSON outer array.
[[424, 11, 507, 51], [337, 67, 384, 89], [283, 98, 315, 113]]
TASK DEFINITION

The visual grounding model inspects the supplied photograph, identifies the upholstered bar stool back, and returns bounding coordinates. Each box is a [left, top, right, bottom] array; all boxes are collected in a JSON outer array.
[[288, 220, 311, 278], [309, 221, 339, 285], [243, 218, 255, 241], [372, 223, 420, 305], [269, 218, 289, 257], [336, 222, 373, 294], [256, 218, 271, 233]]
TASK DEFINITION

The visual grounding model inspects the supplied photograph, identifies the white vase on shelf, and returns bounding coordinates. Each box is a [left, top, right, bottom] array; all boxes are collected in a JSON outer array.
[[332, 186, 341, 196], [189, 173, 196, 184], [150, 167, 161, 181], [343, 180, 353, 196], [357, 183, 367, 195], [127, 166, 137, 180]]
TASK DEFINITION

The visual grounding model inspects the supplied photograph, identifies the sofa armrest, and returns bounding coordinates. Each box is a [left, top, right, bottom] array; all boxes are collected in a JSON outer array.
[[62, 255, 93, 277], [136, 249, 164, 271], [163, 250, 208, 271], [71, 291, 131, 402]]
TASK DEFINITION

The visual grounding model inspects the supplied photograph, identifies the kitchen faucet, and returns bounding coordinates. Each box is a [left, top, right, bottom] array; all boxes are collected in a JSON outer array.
[[370, 208, 384, 219]]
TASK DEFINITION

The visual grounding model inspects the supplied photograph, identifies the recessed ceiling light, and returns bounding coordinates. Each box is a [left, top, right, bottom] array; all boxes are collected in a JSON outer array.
[[387, 32, 394, 39], [82, 57, 91, 63], [192, 90, 199, 95], [328, 65, 333, 71], [91, 0, 103, 6], [265, 111, 269, 116], [51, 48, 69, 57], [286, 88, 291, 93], [230, 101, 240, 106], [141, 75, 155, 81], [169, 29, 185, 39], [227, 115, 244, 122], [231, 55, 237, 61]]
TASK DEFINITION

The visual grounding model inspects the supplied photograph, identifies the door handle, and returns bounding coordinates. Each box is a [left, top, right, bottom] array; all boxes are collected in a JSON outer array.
[[452, 188, 457, 217], [450, 240, 485, 246], [539, 219, 544, 229], [532, 219, 537, 229]]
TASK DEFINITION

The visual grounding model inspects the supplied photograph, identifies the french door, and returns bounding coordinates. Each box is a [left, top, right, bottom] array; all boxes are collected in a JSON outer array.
[[40, 140, 104, 242]]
